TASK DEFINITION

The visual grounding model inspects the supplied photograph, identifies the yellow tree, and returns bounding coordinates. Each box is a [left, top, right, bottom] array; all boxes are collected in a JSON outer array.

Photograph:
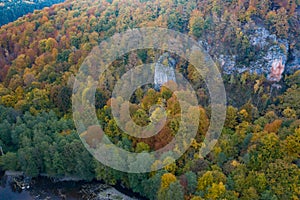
[[161, 173, 177, 189], [205, 182, 226, 200], [283, 128, 300, 160]]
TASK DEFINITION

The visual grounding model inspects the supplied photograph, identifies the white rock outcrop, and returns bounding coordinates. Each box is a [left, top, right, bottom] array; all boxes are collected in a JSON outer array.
[[268, 58, 285, 82], [154, 53, 176, 90]]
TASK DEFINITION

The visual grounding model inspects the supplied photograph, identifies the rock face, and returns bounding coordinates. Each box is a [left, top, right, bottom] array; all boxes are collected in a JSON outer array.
[[217, 27, 288, 78], [154, 53, 176, 89], [248, 27, 288, 76], [201, 25, 299, 82], [268, 58, 285, 82], [287, 48, 300, 72]]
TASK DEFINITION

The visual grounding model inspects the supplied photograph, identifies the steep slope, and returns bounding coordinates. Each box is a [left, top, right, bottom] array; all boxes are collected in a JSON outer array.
[[0, 0, 299, 86], [0, 1, 299, 199], [0, 0, 65, 26]]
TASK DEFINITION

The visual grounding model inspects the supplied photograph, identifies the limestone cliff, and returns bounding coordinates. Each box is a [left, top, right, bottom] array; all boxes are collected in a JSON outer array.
[[154, 53, 176, 89], [200, 25, 299, 82]]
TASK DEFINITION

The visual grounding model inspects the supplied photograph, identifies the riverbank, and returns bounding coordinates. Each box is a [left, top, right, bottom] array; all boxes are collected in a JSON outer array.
[[0, 172, 142, 200]]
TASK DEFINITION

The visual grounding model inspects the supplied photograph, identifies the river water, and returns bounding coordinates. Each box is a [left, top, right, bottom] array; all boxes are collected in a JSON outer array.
[[0, 175, 83, 200], [0, 173, 141, 200]]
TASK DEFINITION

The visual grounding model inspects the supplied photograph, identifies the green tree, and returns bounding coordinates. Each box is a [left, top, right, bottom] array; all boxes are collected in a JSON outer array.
[[266, 159, 300, 199], [0, 152, 19, 171], [185, 171, 197, 194], [167, 12, 184, 31], [189, 10, 205, 38], [158, 181, 184, 200]]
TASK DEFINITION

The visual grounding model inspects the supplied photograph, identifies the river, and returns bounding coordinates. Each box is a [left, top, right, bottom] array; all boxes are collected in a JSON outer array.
[[0, 172, 141, 200]]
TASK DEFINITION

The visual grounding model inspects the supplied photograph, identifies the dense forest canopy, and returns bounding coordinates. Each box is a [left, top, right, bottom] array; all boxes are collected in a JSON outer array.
[[0, 0, 65, 26], [0, 0, 299, 199]]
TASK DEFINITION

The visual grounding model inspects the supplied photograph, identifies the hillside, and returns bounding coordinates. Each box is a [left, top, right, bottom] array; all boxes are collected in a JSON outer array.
[[0, 0, 299, 199], [0, 0, 65, 26]]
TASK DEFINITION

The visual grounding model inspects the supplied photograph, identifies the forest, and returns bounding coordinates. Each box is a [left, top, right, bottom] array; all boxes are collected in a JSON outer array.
[[0, 0, 64, 26], [0, 0, 299, 199]]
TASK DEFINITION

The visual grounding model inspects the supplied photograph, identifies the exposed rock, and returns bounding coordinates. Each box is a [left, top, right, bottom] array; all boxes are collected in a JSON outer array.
[[286, 48, 300, 72], [218, 54, 237, 73], [201, 26, 294, 78], [268, 58, 285, 82], [198, 40, 211, 52], [97, 187, 139, 200], [249, 27, 277, 48], [271, 83, 282, 91], [5, 171, 24, 176], [246, 27, 288, 75], [154, 53, 176, 90]]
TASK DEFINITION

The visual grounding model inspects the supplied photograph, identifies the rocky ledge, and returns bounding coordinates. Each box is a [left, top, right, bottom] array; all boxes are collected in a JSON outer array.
[[201, 26, 299, 82]]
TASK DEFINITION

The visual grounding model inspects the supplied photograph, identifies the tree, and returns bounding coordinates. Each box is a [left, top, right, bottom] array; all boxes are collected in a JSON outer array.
[[141, 88, 158, 111], [12, 54, 31, 72], [197, 170, 227, 192], [279, 85, 300, 116], [135, 142, 150, 153], [185, 171, 198, 194], [266, 159, 300, 199], [189, 10, 205, 38], [161, 173, 177, 189], [283, 128, 300, 160], [282, 107, 297, 119], [163, 157, 177, 174], [23, 72, 36, 86], [264, 119, 282, 133], [45, 38, 58, 52], [26, 88, 50, 110], [0, 120, 12, 150], [158, 181, 184, 200], [70, 36, 80, 49], [128, 173, 147, 194], [205, 182, 226, 200], [266, 8, 289, 38], [142, 170, 166, 200], [167, 12, 183, 31], [1, 95, 16, 108], [225, 106, 238, 129], [95, 89, 107, 109], [161, 86, 173, 100], [260, 190, 278, 200], [249, 132, 281, 170], [132, 109, 150, 127], [0, 152, 19, 171], [240, 187, 259, 200], [18, 147, 40, 177], [50, 85, 72, 113]]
